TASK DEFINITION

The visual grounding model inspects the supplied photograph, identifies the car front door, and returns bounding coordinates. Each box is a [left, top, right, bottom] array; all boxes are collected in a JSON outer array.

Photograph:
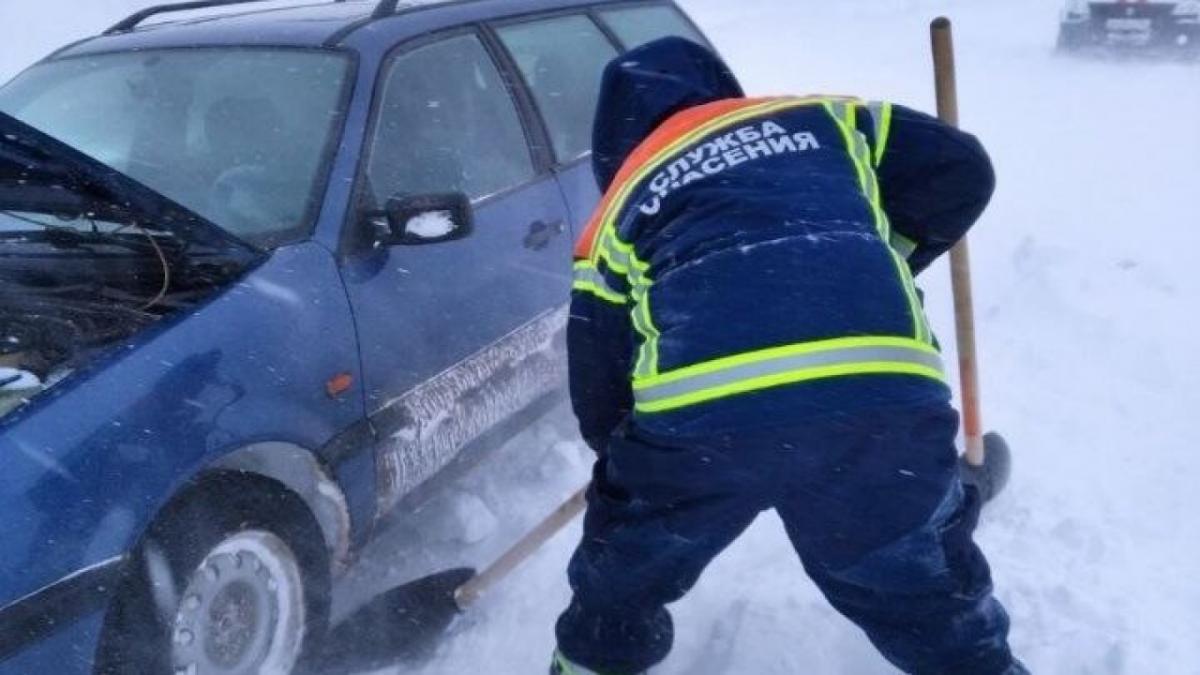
[[341, 30, 572, 516]]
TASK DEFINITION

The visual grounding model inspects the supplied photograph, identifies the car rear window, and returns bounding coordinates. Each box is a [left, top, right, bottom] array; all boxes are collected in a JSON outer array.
[[597, 4, 707, 50], [497, 14, 619, 163]]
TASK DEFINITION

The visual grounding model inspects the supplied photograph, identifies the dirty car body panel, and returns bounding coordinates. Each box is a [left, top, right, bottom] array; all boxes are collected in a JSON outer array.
[[0, 0, 714, 671]]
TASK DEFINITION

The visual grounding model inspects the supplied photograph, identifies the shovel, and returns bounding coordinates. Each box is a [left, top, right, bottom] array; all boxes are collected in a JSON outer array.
[[931, 17, 1013, 503], [303, 489, 587, 672]]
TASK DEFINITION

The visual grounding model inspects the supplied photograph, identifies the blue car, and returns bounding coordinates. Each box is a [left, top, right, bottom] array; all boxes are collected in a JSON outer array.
[[0, 1, 713, 672]]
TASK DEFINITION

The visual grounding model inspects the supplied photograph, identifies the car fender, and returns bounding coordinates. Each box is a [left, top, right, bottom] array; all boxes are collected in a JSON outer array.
[[209, 441, 353, 573], [0, 242, 368, 666]]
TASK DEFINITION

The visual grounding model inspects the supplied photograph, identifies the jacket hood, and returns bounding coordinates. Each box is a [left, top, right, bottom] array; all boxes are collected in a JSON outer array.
[[592, 37, 744, 192]]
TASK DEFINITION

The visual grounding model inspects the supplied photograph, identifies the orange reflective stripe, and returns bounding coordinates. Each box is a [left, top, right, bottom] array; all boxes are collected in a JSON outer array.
[[573, 97, 778, 260], [574, 95, 858, 260]]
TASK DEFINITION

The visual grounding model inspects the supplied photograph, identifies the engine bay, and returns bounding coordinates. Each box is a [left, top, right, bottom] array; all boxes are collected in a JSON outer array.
[[0, 229, 254, 418], [0, 110, 266, 421]]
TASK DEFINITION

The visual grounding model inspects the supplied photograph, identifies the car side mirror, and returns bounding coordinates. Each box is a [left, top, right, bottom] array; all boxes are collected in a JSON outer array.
[[383, 192, 473, 246]]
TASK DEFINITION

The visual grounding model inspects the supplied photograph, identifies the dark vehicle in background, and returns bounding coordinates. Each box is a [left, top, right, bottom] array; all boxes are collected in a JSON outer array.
[[1058, 0, 1200, 54], [0, 1, 713, 673]]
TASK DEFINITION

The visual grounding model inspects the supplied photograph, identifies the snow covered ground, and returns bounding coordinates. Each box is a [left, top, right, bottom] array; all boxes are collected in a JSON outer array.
[[3, 0, 1199, 673], [382, 2, 1199, 673]]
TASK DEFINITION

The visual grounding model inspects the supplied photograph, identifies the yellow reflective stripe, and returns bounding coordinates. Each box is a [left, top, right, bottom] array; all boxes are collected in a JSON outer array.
[[890, 232, 917, 259], [636, 362, 946, 413], [824, 102, 931, 344], [592, 229, 658, 374], [589, 231, 657, 373], [824, 101, 889, 240], [573, 260, 629, 305], [596, 95, 868, 378], [634, 335, 939, 388], [590, 96, 856, 269], [636, 363, 945, 413], [629, 287, 660, 377], [890, 247, 931, 343], [552, 651, 610, 675], [867, 101, 893, 167], [597, 229, 649, 276], [825, 102, 868, 209], [593, 98, 809, 242], [595, 218, 658, 375], [572, 282, 627, 305], [631, 336, 946, 413]]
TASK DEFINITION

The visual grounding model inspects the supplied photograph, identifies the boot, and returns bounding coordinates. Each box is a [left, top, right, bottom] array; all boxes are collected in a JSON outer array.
[[549, 650, 646, 675]]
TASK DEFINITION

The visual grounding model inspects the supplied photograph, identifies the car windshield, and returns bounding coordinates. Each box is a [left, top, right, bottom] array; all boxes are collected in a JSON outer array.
[[0, 48, 351, 247]]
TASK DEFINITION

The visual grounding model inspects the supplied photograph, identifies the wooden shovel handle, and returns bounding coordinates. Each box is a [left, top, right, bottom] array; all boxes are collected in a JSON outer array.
[[931, 17, 985, 465], [455, 487, 588, 609]]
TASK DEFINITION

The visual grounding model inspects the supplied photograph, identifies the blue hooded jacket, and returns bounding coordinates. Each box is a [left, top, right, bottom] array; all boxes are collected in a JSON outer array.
[[591, 38, 745, 193], [570, 38, 994, 443]]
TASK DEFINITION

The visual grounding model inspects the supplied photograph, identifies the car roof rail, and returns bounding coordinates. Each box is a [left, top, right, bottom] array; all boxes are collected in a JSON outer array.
[[371, 0, 402, 18], [371, 0, 458, 19], [104, 0, 350, 35]]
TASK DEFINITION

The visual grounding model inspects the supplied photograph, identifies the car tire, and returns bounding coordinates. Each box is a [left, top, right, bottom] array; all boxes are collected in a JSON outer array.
[[95, 475, 331, 675]]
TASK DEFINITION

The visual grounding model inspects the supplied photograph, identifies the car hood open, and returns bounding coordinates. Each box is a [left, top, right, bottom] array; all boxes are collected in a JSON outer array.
[[0, 111, 258, 256]]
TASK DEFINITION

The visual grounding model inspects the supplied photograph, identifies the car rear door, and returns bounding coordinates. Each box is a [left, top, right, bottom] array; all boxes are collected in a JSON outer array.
[[491, 2, 718, 232], [594, 2, 712, 52], [491, 11, 620, 233], [340, 29, 572, 516]]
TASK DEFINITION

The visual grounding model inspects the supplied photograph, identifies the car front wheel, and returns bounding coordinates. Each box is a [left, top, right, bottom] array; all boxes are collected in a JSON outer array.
[[96, 476, 330, 675], [169, 529, 307, 674]]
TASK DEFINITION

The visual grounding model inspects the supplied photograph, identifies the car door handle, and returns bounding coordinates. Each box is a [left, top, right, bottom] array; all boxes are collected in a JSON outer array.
[[523, 219, 566, 251]]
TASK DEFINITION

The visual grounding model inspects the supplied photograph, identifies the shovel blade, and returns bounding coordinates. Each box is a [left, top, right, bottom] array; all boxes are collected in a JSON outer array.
[[303, 567, 475, 673], [959, 432, 1012, 503]]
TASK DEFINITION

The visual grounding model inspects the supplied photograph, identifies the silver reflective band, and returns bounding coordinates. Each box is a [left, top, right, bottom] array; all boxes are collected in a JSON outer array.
[[592, 230, 658, 376], [890, 232, 918, 258], [573, 265, 621, 293], [824, 101, 929, 344], [866, 100, 891, 166], [573, 262, 627, 304], [825, 101, 891, 241], [633, 342, 945, 410]]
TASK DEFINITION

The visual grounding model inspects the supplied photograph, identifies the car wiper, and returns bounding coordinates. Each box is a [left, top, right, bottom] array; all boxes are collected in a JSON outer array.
[[2, 112, 261, 256], [0, 211, 174, 309], [0, 211, 144, 249], [0, 214, 243, 272]]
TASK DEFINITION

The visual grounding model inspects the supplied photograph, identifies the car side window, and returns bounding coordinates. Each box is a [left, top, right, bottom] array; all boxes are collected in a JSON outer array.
[[597, 4, 707, 50], [496, 14, 619, 163], [367, 34, 535, 204]]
